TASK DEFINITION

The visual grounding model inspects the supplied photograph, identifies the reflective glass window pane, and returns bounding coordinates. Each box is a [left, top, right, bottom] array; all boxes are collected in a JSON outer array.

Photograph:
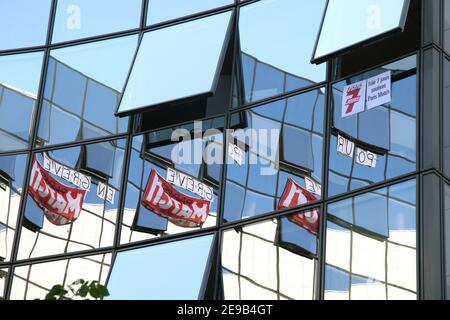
[[233, 0, 326, 106], [18, 139, 125, 260], [445, 0, 450, 54], [444, 59, 450, 177], [0, 154, 27, 262], [0, 268, 7, 299], [224, 88, 325, 223], [121, 119, 222, 244], [37, 36, 137, 146], [52, 0, 141, 43], [107, 235, 214, 300], [10, 253, 111, 300], [328, 55, 416, 197], [325, 179, 417, 300], [147, 0, 233, 25], [313, 0, 409, 63], [118, 11, 232, 115], [324, 265, 350, 300], [445, 183, 450, 298], [0, 0, 51, 50], [222, 210, 319, 300], [0, 52, 44, 152]]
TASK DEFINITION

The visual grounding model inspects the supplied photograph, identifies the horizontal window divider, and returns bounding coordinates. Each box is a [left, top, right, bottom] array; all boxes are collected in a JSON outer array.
[[131, 113, 228, 138], [324, 263, 417, 295], [230, 82, 328, 113], [0, 150, 32, 157], [48, 28, 141, 50], [116, 228, 217, 253], [221, 266, 295, 300], [332, 50, 419, 84], [144, 4, 237, 32], [2, 246, 115, 269], [325, 170, 421, 203], [0, 46, 47, 57], [30, 133, 130, 155], [221, 202, 322, 232]]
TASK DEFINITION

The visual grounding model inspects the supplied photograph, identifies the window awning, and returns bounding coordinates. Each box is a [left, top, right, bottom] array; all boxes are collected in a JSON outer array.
[[116, 10, 234, 116], [312, 0, 411, 64]]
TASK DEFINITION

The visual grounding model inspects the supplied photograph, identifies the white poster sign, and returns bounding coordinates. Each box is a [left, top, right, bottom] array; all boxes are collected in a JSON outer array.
[[42, 153, 91, 191], [341, 80, 367, 118], [304, 176, 322, 196], [166, 167, 214, 202], [355, 148, 377, 168], [366, 71, 391, 110], [96, 182, 116, 204], [336, 134, 355, 158], [228, 143, 244, 166]]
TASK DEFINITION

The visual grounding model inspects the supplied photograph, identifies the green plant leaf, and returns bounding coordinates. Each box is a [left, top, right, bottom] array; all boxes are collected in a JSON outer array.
[[88, 281, 109, 299], [45, 285, 67, 300], [77, 283, 90, 298]]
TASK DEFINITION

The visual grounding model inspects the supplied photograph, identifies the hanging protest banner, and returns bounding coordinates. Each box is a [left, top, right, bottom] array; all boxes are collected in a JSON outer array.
[[366, 71, 391, 110], [337, 134, 355, 158], [166, 167, 214, 202], [142, 170, 210, 228], [278, 178, 320, 235], [29, 156, 86, 226], [341, 80, 367, 118], [42, 153, 91, 191], [355, 148, 378, 168]]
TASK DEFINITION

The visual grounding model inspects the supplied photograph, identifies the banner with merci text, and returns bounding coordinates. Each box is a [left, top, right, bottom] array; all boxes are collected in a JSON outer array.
[[29, 156, 86, 226], [278, 178, 320, 235], [142, 169, 210, 228]]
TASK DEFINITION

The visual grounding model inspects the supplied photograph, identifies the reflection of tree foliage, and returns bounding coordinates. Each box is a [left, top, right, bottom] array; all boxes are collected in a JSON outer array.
[[40, 279, 109, 300]]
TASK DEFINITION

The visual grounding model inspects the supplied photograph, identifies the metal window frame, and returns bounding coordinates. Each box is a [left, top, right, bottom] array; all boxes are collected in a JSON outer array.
[[311, 0, 412, 65], [0, 0, 443, 301]]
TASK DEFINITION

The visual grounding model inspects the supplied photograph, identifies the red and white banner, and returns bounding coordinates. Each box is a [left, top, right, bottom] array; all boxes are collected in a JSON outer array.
[[278, 178, 320, 235], [29, 156, 86, 226], [341, 80, 367, 118], [142, 170, 210, 228]]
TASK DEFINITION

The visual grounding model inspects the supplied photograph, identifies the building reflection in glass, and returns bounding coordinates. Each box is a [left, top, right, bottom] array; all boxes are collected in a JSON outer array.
[[232, 0, 326, 106], [9, 253, 111, 300], [329, 55, 417, 197], [18, 139, 126, 260], [224, 86, 325, 223], [0, 154, 28, 263], [325, 179, 417, 300], [0, 268, 7, 299], [121, 118, 223, 244], [37, 35, 138, 147], [221, 209, 320, 300], [0, 51, 44, 152]]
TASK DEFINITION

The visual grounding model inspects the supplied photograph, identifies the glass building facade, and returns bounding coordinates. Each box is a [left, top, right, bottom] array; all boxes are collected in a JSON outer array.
[[0, 0, 448, 300]]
